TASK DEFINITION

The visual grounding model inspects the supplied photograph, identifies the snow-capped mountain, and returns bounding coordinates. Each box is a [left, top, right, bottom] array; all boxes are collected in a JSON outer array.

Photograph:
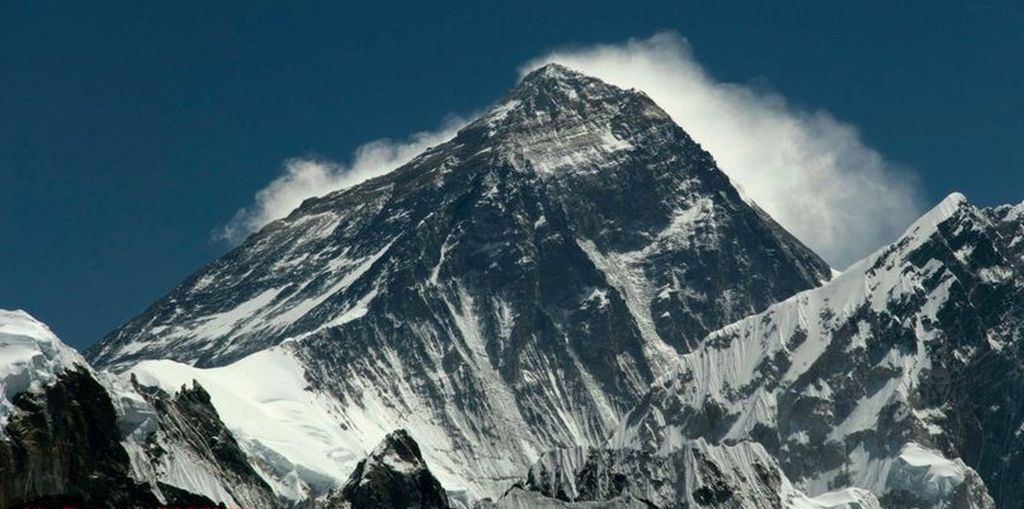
[[324, 429, 450, 509], [86, 64, 832, 501], [8, 62, 1017, 508], [0, 310, 150, 508], [0, 309, 279, 508], [500, 439, 881, 508], [0, 309, 86, 430], [541, 193, 1022, 507]]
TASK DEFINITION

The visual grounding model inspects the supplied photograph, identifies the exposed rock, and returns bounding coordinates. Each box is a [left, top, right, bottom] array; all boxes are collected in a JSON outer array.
[[0, 367, 157, 509], [501, 440, 880, 509], [611, 194, 1012, 508], [89, 63, 830, 500], [324, 429, 449, 509], [122, 377, 281, 508]]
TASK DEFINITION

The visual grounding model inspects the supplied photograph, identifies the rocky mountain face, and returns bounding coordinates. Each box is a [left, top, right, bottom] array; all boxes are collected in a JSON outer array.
[[0, 310, 239, 508], [522, 193, 1020, 508], [324, 430, 450, 509], [117, 378, 281, 508], [86, 64, 831, 500], [500, 440, 881, 509], [8, 63, 1020, 508], [0, 365, 158, 509]]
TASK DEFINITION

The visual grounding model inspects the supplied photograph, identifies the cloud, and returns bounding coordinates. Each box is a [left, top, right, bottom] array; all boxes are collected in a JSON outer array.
[[222, 32, 921, 267], [521, 32, 923, 268], [215, 116, 468, 244]]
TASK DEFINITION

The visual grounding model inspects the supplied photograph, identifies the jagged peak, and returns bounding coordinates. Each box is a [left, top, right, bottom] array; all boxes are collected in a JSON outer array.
[[468, 62, 668, 137], [985, 198, 1024, 224], [899, 192, 974, 244], [509, 62, 638, 106], [518, 62, 590, 85], [368, 429, 427, 468]]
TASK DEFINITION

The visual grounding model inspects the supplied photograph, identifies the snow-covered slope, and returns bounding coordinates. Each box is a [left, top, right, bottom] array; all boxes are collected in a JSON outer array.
[[125, 346, 364, 501], [110, 374, 280, 508], [606, 193, 1024, 507], [88, 64, 831, 501], [0, 309, 276, 507]]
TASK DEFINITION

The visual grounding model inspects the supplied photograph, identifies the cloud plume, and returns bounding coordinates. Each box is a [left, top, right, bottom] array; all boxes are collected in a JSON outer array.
[[215, 116, 467, 244], [522, 32, 923, 268], [222, 32, 922, 267]]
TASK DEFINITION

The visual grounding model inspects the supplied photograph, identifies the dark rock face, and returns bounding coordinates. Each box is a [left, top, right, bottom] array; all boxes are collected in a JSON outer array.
[[89, 64, 829, 372], [0, 367, 156, 509], [499, 439, 880, 509], [521, 443, 783, 508], [325, 430, 449, 509], [87, 64, 830, 497]]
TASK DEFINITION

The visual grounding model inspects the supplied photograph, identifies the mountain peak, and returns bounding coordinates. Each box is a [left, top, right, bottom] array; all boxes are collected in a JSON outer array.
[[330, 429, 450, 509], [89, 58, 833, 501], [0, 309, 87, 429], [519, 62, 587, 84], [466, 63, 673, 161], [506, 62, 635, 106], [369, 429, 424, 465], [900, 191, 973, 244]]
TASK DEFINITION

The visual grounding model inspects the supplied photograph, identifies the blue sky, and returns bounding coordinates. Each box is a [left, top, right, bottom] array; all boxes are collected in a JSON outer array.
[[2, 1, 1022, 350]]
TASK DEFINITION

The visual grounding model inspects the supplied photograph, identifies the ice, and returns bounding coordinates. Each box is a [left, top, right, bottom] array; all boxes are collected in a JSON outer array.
[[0, 309, 86, 430]]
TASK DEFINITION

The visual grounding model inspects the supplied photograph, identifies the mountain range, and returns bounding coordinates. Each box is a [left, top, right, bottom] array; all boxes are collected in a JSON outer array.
[[1, 64, 1020, 508]]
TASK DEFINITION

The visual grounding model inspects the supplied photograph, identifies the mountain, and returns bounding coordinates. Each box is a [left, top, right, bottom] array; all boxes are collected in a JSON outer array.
[[0, 309, 283, 508], [531, 193, 1021, 507], [0, 310, 157, 508], [324, 429, 450, 509], [0, 310, 268, 508], [114, 376, 280, 508], [87, 64, 832, 501], [497, 439, 881, 508]]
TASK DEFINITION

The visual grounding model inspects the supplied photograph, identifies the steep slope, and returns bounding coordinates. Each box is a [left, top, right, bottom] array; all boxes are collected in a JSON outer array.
[[0, 310, 159, 508], [0, 309, 86, 429], [501, 440, 881, 509], [0, 309, 276, 508], [112, 376, 281, 508], [608, 193, 1024, 507], [323, 429, 450, 509], [89, 64, 831, 500]]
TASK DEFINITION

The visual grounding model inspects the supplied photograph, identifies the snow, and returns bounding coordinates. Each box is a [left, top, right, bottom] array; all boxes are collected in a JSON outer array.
[[794, 488, 881, 509], [583, 288, 610, 309], [575, 238, 677, 376], [271, 238, 396, 327], [886, 443, 974, 504], [612, 193, 997, 503], [0, 309, 86, 430], [128, 346, 368, 500], [485, 99, 521, 125], [188, 287, 284, 340], [519, 124, 635, 175], [899, 443, 964, 480]]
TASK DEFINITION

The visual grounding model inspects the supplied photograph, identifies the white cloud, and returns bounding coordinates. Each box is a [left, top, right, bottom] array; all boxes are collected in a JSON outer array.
[[222, 32, 921, 267], [521, 32, 923, 268], [215, 116, 467, 244]]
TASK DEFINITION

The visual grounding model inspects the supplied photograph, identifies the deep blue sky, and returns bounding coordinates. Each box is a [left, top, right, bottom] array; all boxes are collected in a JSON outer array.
[[2, 2, 1022, 350]]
